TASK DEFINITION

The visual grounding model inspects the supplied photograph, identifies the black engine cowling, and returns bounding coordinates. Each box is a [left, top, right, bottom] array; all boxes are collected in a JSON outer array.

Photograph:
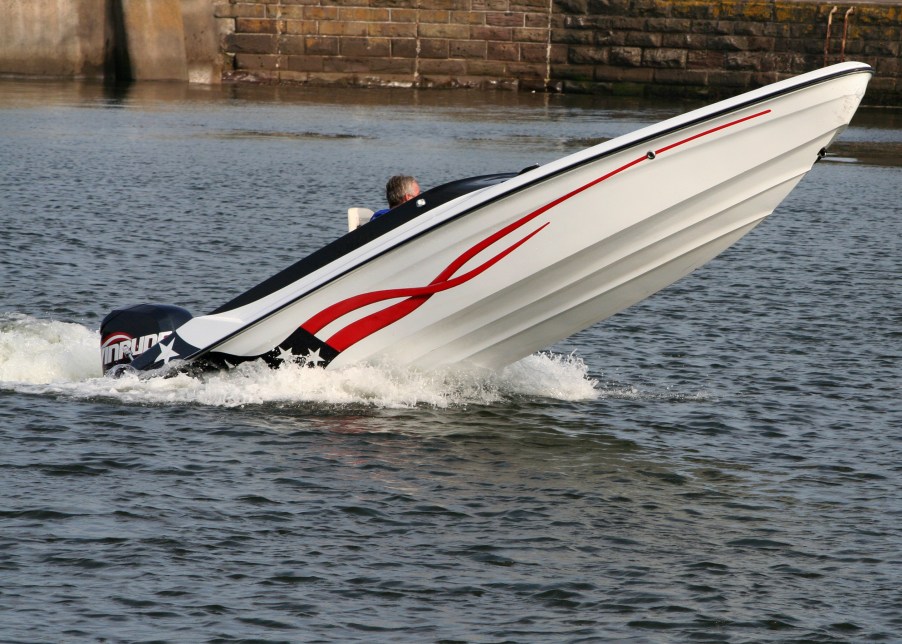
[[100, 304, 192, 374]]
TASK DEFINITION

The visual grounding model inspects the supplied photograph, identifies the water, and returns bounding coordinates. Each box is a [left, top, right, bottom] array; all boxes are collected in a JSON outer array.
[[1, 79, 900, 642]]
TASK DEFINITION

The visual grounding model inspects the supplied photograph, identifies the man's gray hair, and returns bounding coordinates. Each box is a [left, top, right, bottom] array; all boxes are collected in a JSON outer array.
[[386, 175, 417, 208]]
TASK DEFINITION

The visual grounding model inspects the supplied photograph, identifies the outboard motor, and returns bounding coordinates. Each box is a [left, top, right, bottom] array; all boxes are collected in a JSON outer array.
[[100, 304, 192, 374]]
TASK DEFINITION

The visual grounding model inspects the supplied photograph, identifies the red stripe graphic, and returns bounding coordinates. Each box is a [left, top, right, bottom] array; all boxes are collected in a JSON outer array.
[[101, 332, 132, 347], [302, 108, 771, 352], [655, 109, 770, 155], [304, 223, 548, 351]]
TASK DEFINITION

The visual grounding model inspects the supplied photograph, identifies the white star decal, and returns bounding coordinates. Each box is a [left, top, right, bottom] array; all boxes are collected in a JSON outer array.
[[156, 338, 180, 365], [304, 348, 325, 367], [277, 346, 296, 364]]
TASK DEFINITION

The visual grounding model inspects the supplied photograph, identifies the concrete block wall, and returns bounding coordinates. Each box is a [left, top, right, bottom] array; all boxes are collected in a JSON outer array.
[[0, 0, 220, 83], [117, 0, 221, 82], [1, 0, 898, 103], [0, 0, 113, 78]]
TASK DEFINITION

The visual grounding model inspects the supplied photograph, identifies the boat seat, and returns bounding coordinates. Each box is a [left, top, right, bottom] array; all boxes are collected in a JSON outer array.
[[348, 207, 375, 231]]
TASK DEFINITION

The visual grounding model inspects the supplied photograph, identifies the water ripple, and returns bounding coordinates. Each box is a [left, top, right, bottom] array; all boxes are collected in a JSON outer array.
[[0, 79, 899, 643]]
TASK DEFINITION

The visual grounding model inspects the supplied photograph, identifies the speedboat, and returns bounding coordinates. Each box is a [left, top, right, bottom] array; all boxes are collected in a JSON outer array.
[[101, 61, 872, 377]]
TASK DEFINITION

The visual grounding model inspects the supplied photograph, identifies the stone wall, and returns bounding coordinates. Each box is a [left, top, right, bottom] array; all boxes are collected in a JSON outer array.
[[215, 0, 902, 104], [554, 0, 901, 103], [2, 0, 899, 103], [217, 0, 556, 91]]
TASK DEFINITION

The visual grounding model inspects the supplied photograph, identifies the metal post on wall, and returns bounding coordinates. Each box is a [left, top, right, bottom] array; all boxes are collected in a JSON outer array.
[[824, 6, 838, 67], [840, 7, 855, 62]]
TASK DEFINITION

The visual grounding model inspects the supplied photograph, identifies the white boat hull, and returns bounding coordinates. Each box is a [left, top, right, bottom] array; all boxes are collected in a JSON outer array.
[[115, 62, 871, 375]]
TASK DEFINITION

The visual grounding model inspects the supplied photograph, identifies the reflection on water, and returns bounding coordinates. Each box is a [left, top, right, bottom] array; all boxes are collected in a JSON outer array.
[[4, 77, 899, 166], [823, 140, 902, 166]]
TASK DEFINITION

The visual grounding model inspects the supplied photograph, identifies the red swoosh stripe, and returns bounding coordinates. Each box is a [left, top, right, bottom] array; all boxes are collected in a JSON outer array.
[[301, 108, 771, 353], [304, 223, 548, 351], [655, 109, 770, 155]]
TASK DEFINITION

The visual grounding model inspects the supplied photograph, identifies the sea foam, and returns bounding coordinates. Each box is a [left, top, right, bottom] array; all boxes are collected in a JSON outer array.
[[0, 313, 598, 408]]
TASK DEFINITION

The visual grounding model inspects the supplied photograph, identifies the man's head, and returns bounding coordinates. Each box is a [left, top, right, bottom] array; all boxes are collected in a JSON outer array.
[[386, 175, 420, 209]]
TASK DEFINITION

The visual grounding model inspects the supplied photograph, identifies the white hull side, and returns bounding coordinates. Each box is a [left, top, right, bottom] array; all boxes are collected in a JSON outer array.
[[196, 63, 869, 371]]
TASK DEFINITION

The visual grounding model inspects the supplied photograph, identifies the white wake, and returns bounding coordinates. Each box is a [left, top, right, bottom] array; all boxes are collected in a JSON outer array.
[[0, 313, 599, 408]]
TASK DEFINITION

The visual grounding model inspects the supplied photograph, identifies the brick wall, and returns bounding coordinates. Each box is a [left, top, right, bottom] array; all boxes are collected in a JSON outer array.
[[215, 0, 902, 104], [553, 0, 901, 103], [216, 0, 557, 91]]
